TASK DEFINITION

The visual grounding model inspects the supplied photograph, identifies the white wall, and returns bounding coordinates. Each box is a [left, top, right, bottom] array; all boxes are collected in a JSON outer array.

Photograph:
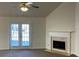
[[0, 17, 46, 50], [46, 2, 75, 54], [75, 2, 79, 56]]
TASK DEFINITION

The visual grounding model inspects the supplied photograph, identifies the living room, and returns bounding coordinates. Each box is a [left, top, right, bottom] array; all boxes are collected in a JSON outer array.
[[0, 1, 79, 57]]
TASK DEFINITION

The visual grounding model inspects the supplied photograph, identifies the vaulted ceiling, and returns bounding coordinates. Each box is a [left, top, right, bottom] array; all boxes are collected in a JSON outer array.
[[0, 2, 61, 17]]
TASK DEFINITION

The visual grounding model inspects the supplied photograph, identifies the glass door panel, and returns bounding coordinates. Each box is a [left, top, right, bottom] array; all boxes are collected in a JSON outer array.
[[10, 24, 30, 49], [22, 24, 30, 47], [11, 24, 19, 47]]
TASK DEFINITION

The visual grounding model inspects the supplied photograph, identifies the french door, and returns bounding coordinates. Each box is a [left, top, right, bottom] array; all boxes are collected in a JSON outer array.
[[10, 24, 30, 49]]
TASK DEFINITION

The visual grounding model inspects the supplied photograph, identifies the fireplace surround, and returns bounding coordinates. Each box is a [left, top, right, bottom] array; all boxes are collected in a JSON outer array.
[[48, 32, 71, 56], [51, 37, 67, 52]]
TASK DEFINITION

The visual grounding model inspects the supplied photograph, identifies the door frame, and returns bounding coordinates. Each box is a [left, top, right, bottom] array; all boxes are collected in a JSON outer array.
[[9, 23, 32, 49]]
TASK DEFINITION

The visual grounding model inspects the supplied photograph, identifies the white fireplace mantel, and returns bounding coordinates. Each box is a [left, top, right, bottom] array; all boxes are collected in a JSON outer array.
[[46, 31, 72, 56]]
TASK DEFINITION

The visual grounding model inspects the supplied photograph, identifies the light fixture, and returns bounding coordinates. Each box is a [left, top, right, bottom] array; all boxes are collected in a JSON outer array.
[[19, 2, 39, 12], [20, 6, 29, 12]]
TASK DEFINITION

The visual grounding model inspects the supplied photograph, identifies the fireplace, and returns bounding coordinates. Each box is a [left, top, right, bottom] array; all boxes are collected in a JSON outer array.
[[48, 32, 71, 56], [53, 40, 65, 50]]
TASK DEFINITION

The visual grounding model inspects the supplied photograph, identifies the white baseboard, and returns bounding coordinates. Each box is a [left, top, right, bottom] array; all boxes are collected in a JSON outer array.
[[73, 52, 79, 57], [0, 48, 9, 50], [0, 48, 45, 50]]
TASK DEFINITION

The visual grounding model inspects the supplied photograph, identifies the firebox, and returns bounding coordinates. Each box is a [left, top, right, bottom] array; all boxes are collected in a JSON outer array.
[[53, 40, 65, 50]]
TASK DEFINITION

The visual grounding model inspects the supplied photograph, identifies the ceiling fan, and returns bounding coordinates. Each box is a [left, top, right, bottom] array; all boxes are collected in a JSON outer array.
[[19, 2, 39, 12]]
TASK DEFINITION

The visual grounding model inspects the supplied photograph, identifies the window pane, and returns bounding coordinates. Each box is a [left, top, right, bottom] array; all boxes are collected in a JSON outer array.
[[22, 24, 30, 46], [11, 24, 19, 46]]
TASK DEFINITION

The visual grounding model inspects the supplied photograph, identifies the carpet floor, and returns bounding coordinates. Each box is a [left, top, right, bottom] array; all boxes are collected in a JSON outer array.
[[0, 49, 77, 57]]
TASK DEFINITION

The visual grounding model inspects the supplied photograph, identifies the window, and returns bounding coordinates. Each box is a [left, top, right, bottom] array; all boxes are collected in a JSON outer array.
[[22, 24, 30, 46], [11, 24, 19, 46], [10, 24, 30, 47]]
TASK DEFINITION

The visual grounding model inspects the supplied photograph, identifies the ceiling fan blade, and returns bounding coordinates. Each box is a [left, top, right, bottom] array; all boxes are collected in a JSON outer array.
[[31, 5, 39, 8], [26, 2, 33, 5]]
